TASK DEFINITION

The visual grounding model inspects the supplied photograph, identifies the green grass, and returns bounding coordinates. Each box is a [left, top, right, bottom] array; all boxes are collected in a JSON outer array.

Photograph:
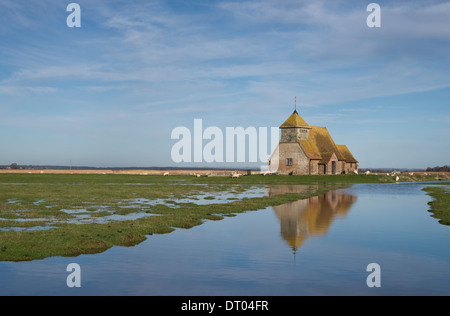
[[0, 173, 444, 262], [423, 186, 450, 226]]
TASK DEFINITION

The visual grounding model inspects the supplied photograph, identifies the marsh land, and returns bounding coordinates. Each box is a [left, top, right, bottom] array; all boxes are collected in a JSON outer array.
[[0, 172, 448, 262]]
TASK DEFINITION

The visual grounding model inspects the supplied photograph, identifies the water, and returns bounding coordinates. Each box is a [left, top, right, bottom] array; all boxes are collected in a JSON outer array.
[[0, 183, 448, 296]]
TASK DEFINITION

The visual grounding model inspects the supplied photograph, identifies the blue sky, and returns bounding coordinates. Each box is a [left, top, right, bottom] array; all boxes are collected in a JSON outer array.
[[0, 0, 449, 169]]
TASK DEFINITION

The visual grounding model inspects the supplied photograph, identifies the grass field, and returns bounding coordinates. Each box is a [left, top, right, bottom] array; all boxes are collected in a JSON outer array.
[[0, 173, 447, 262], [423, 186, 450, 226]]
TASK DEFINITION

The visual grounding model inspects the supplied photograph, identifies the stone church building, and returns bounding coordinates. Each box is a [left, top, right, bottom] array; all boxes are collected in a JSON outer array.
[[269, 110, 358, 175]]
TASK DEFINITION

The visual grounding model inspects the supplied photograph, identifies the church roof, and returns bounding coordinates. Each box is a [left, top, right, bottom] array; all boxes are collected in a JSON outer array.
[[336, 145, 358, 163], [305, 126, 346, 163], [280, 110, 310, 128], [298, 138, 322, 160]]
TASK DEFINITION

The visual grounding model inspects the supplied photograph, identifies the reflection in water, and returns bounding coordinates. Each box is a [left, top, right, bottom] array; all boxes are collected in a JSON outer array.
[[268, 186, 357, 252], [1, 183, 449, 296], [266, 184, 320, 197]]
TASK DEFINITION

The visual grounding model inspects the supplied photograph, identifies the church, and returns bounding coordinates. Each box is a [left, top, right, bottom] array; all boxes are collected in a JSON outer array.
[[268, 110, 358, 175]]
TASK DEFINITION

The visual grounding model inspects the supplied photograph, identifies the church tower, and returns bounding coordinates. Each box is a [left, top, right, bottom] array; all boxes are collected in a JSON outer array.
[[279, 109, 311, 142]]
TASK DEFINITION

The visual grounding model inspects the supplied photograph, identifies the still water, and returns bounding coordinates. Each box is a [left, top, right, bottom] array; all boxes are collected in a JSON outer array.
[[0, 183, 448, 295]]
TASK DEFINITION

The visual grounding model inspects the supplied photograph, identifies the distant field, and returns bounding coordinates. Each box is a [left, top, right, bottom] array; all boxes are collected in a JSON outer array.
[[0, 168, 241, 176], [1, 169, 449, 181]]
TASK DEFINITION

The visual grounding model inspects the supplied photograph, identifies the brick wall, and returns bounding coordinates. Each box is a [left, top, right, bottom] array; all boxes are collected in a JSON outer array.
[[278, 142, 310, 175]]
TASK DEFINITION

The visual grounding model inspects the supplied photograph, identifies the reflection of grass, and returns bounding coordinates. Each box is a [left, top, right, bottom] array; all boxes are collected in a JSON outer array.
[[1, 172, 437, 262], [423, 186, 450, 226]]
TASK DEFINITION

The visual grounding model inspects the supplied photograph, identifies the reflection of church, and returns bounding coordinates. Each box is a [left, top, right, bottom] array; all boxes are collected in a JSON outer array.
[[268, 186, 357, 252]]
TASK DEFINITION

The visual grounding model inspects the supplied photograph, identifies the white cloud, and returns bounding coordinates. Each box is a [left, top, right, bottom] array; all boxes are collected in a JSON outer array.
[[3, 0, 449, 107], [0, 85, 57, 95]]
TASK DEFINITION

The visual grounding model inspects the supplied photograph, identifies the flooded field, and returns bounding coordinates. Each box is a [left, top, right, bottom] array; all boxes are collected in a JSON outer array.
[[0, 179, 448, 296], [0, 184, 269, 230], [0, 174, 340, 261]]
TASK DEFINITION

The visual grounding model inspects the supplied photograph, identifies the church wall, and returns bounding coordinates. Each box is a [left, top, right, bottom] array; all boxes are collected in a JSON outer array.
[[278, 142, 310, 175], [280, 127, 310, 142], [335, 160, 344, 174], [310, 160, 319, 175], [338, 160, 344, 174], [324, 154, 342, 175], [342, 161, 348, 174], [318, 164, 326, 175]]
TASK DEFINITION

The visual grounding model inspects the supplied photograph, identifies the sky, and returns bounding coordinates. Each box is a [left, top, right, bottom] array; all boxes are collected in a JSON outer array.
[[0, 0, 449, 169]]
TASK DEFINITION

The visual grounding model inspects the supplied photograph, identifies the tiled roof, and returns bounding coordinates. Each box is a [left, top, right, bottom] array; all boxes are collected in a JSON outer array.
[[280, 110, 310, 128], [336, 144, 358, 163], [298, 138, 322, 160], [307, 126, 346, 163]]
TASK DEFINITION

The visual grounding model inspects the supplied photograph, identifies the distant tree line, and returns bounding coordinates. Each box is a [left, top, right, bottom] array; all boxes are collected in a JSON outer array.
[[0, 163, 21, 170], [426, 165, 450, 172]]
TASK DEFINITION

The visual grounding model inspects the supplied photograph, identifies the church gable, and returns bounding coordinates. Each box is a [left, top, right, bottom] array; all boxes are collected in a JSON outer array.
[[277, 142, 310, 175]]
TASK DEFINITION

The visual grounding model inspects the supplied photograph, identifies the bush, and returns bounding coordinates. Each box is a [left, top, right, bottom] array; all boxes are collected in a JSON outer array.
[[426, 165, 450, 172]]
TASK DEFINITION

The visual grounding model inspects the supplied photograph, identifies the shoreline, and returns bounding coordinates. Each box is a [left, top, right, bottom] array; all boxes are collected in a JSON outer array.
[[0, 169, 256, 176], [1, 168, 449, 178]]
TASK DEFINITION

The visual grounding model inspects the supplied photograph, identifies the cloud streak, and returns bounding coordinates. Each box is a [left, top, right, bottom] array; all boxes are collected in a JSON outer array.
[[3, 1, 450, 102]]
